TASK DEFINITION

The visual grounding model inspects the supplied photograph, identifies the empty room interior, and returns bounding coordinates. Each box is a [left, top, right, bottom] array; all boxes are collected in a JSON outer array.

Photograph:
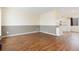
[[0, 7, 79, 51]]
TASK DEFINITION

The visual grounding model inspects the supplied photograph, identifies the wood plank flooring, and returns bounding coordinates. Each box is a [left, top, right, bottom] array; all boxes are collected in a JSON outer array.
[[1, 32, 79, 51]]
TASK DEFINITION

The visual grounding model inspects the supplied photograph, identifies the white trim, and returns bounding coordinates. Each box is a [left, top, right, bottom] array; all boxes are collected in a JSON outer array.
[[1, 31, 60, 39], [1, 31, 39, 39], [40, 31, 58, 36]]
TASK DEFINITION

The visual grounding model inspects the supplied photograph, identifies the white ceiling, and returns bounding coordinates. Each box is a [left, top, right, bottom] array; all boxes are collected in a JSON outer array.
[[9, 7, 55, 15], [3, 7, 79, 15], [16, 7, 79, 14]]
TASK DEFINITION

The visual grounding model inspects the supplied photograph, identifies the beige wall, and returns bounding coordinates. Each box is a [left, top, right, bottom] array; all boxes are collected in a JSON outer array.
[[39, 9, 79, 34], [1, 7, 79, 36], [1, 8, 40, 26], [40, 10, 58, 25], [2, 7, 75, 26], [40, 9, 71, 26]]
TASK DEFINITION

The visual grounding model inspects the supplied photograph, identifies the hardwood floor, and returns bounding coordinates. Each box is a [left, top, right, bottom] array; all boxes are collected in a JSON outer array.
[[1, 32, 79, 51]]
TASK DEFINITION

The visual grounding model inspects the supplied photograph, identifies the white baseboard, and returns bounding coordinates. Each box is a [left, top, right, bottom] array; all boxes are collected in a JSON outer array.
[[40, 31, 58, 36], [1, 31, 59, 39], [1, 31, 39, 39]]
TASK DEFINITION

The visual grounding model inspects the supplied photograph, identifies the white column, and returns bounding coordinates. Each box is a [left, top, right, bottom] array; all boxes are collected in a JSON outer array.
[[56, 26, 63, 36]]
